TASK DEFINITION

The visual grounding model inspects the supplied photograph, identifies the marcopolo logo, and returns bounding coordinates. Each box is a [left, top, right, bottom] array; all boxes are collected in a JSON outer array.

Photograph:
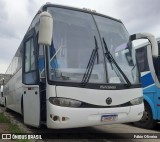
[[106, 97, 112, 105], [100, 85, 116, 89]]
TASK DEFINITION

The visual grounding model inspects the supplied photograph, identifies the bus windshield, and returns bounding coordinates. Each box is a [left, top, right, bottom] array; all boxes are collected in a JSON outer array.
[[47, 7, 139, 85], [93, 15, 138, 84]]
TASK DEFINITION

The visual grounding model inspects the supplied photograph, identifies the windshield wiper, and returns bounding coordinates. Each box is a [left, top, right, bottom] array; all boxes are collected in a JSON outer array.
[[102, 38, 131, 87], [81, 36, 98, 86]]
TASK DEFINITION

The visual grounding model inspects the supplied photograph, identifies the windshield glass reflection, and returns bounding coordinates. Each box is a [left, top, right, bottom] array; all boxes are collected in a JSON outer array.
[[47, 7, 106, 84]]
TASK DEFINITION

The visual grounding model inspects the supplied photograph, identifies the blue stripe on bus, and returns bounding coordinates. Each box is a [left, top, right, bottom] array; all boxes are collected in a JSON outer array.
[[143, 84, 156, 92], [141, 73, 154, 88]]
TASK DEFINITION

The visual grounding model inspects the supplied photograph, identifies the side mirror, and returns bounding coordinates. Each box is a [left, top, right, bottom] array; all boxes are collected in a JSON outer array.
[[129, 33, 158, 57], [38, 11, 53, 46]]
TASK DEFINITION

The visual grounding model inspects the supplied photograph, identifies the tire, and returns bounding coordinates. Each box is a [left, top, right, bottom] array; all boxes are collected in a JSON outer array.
[[134, 102, 156, 129]]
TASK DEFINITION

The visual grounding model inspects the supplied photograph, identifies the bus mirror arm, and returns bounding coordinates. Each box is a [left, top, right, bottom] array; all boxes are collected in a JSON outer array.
[[130, 33, 158, 57]]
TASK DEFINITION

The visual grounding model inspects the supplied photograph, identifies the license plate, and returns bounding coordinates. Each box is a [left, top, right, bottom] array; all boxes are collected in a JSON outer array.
[[101, 114, 118, 122]]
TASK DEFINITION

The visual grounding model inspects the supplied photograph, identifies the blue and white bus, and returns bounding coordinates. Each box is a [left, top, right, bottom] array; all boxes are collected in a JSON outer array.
[[2, 3, 156, 129], [134, 38, 160, 129]]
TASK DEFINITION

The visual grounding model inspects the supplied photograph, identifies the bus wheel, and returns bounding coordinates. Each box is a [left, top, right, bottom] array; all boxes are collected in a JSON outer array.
[[134, 103, 156, 129]]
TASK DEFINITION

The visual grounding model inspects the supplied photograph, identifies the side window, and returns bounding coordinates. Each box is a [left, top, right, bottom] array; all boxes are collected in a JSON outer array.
[[38, 45, 45, 80], [153, 57, 160, 82], [136, 46, 149, 72], [25, 38, 35, 72], [31, 39, 35, 70], [23, 36, 38, 85], [158, 42, 160, 56]]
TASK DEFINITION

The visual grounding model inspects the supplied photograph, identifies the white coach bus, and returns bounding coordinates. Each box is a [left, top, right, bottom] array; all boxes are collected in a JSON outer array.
[[3, 3, 158, 129]]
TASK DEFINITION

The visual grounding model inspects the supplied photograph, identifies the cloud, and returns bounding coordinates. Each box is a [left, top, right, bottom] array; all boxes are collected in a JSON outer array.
[[0, 1, 8, 22], [0, 0, 36, 73], [26, 0, 40, 17], [115, 0, 160, 36], [0, 38, 19, 68], [0, 1, 18, 39]]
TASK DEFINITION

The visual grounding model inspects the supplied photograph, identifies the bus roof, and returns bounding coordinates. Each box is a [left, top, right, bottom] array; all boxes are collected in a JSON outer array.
[[39, 3, 122, 23]]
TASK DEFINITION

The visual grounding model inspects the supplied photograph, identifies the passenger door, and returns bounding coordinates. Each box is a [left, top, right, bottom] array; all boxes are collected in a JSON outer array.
[[153, 57, 160, 119], [22, 29, 40, 127]]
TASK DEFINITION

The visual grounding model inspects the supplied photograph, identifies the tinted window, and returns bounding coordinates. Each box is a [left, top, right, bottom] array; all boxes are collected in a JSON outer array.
[[23, 36, 37, 85], [153, 57, 160, 82], [136, 46, 149, 72], [94, 15, 138, 84], [38, 45, 45, 79], [158, 42, 160, 55], [25, 38, 35, 72], [5, 46, 22, 78]]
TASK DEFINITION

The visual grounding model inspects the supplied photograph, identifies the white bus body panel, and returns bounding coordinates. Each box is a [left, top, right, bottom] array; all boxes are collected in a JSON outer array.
[[46, 85, 144, 129], [56, 86, 142, 106], [47, 102, 144, 129], [23, 85, 40, 127], [4, 68, 40, 127], [3, 69, 22, 113]]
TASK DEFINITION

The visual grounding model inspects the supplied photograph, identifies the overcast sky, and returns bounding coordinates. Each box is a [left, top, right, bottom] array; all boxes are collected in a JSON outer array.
[[0, 0, 160, 73]]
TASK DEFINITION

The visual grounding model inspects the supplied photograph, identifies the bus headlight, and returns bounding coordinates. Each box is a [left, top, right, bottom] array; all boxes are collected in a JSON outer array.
[[130, 97, 143, 105], [49, 97, 82, 107]]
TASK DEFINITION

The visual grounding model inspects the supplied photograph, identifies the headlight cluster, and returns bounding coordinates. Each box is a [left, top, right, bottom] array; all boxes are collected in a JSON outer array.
[[49, 97, 82, 107], [130, 97, 143, 105]]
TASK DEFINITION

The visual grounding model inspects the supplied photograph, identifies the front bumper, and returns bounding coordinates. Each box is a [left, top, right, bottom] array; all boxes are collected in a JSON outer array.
[[47, 102, 144, 129]]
